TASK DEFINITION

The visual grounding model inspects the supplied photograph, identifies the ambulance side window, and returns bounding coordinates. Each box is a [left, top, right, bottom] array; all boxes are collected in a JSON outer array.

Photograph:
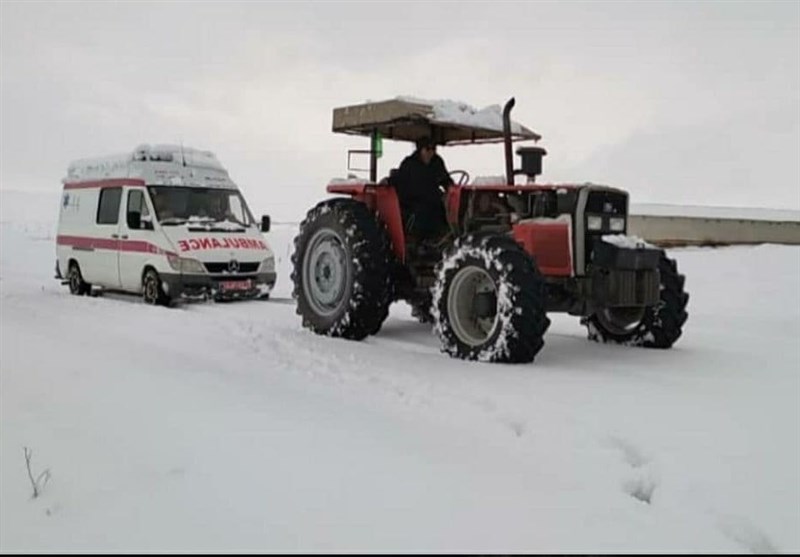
[[126, 189, 151, 229], [97, 187, 122, 225], [228, 195, 245, 223]]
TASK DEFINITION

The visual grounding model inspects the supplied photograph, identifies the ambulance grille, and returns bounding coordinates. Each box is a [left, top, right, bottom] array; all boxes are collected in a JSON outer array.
[[204, 262, 260, 274]]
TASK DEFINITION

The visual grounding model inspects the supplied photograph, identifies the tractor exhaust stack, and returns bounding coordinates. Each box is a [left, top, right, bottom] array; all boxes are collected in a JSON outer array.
[[503, 98, 515, 186]]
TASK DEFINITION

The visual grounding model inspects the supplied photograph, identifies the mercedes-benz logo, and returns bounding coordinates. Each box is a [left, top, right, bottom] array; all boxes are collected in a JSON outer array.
[[228, 259, 240, 273]]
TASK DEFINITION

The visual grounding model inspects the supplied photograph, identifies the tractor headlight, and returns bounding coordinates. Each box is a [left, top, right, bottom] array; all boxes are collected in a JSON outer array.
[[167, 254, 206, 274], [258, 257, 275, 273], [587, 215, 603, 231], [609, 217, 626, 232]]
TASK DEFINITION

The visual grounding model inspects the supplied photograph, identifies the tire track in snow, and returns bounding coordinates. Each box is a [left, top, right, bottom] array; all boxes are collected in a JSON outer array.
[[716, 514, 779, 554], [605, 436, 659, 505]]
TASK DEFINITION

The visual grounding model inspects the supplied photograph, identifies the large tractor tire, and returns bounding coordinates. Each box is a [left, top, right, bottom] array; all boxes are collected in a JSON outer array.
[[291, 198, 392, 340], [583, 253, 689, 348], [432, 235, 550, 363]]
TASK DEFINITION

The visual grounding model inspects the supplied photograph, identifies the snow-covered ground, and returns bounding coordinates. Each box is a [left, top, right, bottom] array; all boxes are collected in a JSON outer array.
[[1, 190, 798, 553]]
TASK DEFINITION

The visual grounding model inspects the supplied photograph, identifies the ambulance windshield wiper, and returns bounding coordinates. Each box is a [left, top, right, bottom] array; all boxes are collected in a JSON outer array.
[[159, 217, 188, 226]]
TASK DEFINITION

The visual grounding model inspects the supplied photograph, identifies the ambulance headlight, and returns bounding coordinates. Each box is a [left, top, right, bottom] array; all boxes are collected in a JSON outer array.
[[258, 257, 275, 273], [609, 217, 626, 232], [587, 215, 603, 231], [167, 254, 206, 274]]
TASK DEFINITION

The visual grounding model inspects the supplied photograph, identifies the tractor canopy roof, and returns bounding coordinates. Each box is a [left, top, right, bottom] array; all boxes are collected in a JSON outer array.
[[332, 96, 541, 145]]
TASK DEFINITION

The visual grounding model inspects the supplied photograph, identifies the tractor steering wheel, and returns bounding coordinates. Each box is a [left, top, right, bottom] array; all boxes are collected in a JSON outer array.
[[449, 170, 470, 186]]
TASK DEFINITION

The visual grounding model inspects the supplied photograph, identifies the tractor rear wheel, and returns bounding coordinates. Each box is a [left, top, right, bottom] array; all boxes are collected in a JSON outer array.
[[432, 235, 550, 363], [292, 198, 392, 340], [583, 253, 689, 348]]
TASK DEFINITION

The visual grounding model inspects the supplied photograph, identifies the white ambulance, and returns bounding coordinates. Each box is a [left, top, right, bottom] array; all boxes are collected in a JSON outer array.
[[56, 144, 276, 305]]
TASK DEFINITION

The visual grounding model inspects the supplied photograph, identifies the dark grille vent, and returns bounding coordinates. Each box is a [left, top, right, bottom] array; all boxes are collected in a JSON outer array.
[[204, 262, 260, 274], [592, 269, 660, 306]]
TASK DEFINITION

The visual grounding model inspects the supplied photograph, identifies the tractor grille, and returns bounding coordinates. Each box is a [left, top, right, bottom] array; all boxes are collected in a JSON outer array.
[[204, 262, 260, 274], [593, 268, 660, 307]]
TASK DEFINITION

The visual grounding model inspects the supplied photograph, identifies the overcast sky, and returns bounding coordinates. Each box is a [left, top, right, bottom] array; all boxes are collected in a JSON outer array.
[[1, 0, 798, 219]]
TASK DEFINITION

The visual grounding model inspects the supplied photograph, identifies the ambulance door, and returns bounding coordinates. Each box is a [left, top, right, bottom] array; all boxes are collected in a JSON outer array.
[[119, 187, 157, 292], [91, 186, 123, 289]]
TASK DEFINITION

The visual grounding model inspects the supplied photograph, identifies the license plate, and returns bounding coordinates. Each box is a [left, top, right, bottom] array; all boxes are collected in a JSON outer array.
[[220, 279, 252, 291]]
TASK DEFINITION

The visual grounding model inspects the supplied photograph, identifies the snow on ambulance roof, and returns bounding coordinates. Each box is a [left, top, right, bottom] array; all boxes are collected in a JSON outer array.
[[64, 144, 237, 189]]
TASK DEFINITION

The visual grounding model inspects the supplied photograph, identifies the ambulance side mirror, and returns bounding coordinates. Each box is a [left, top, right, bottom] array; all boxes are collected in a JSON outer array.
[[261, 215, 271, 233], [129, 211, 153, 231], [127, 211, 142, 230]]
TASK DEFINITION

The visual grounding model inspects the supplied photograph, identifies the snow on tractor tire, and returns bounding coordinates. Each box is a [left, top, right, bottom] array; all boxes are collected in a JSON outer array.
[[432, 234, 550, 363], [291, 198, 392, 340]]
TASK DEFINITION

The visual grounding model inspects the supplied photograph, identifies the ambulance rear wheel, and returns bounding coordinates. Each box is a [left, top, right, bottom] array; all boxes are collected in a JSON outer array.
[[143, 269, 171, 306], [67, 262, 91, 296]]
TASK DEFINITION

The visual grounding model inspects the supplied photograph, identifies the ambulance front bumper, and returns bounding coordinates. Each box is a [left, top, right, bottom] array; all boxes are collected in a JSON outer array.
[[160, 272, 277, 300]]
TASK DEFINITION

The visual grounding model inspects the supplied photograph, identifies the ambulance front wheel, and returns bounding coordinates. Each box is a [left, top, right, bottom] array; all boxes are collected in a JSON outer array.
[[143, 269, 171, 306], [67, 261, 91, 296]]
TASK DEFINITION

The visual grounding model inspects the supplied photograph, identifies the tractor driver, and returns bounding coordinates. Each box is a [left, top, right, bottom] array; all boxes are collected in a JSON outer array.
[[390, 136, 454, 243]]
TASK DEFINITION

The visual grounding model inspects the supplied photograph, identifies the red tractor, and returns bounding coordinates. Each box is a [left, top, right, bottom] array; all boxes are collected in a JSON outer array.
[[291, 97, 688, 363]]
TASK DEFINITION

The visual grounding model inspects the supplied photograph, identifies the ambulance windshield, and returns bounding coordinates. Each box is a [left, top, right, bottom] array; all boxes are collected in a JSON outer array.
[[148, 187, 255, 229]]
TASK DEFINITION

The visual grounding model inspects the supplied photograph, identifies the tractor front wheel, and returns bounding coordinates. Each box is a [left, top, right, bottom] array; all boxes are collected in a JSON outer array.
[[583, 253, 689, 348]]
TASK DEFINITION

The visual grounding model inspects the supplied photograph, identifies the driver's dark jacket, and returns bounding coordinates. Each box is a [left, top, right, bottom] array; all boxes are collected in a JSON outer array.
[[390, 152, 453, 219]]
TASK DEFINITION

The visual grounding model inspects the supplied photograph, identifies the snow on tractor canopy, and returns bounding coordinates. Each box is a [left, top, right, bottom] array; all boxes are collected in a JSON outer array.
[[331, 97, 547, 186], [291, 96, 689, 364], [332, 96, 541, 145]]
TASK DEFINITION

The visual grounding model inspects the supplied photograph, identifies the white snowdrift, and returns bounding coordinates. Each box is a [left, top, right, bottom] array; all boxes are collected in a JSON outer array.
[[601, 234, 656, 249], [1, 190, 798, 553]]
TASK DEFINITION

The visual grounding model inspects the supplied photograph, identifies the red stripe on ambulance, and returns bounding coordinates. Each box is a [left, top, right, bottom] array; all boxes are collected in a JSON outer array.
[[58, 235, 266, 254], [177, 237, 267, 252], [57, 235, 175, 256]]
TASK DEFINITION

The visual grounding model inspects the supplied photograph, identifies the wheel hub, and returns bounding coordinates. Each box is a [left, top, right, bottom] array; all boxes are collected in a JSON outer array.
[[303, 229, 349, 316], [447, 266, 499, 347]]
